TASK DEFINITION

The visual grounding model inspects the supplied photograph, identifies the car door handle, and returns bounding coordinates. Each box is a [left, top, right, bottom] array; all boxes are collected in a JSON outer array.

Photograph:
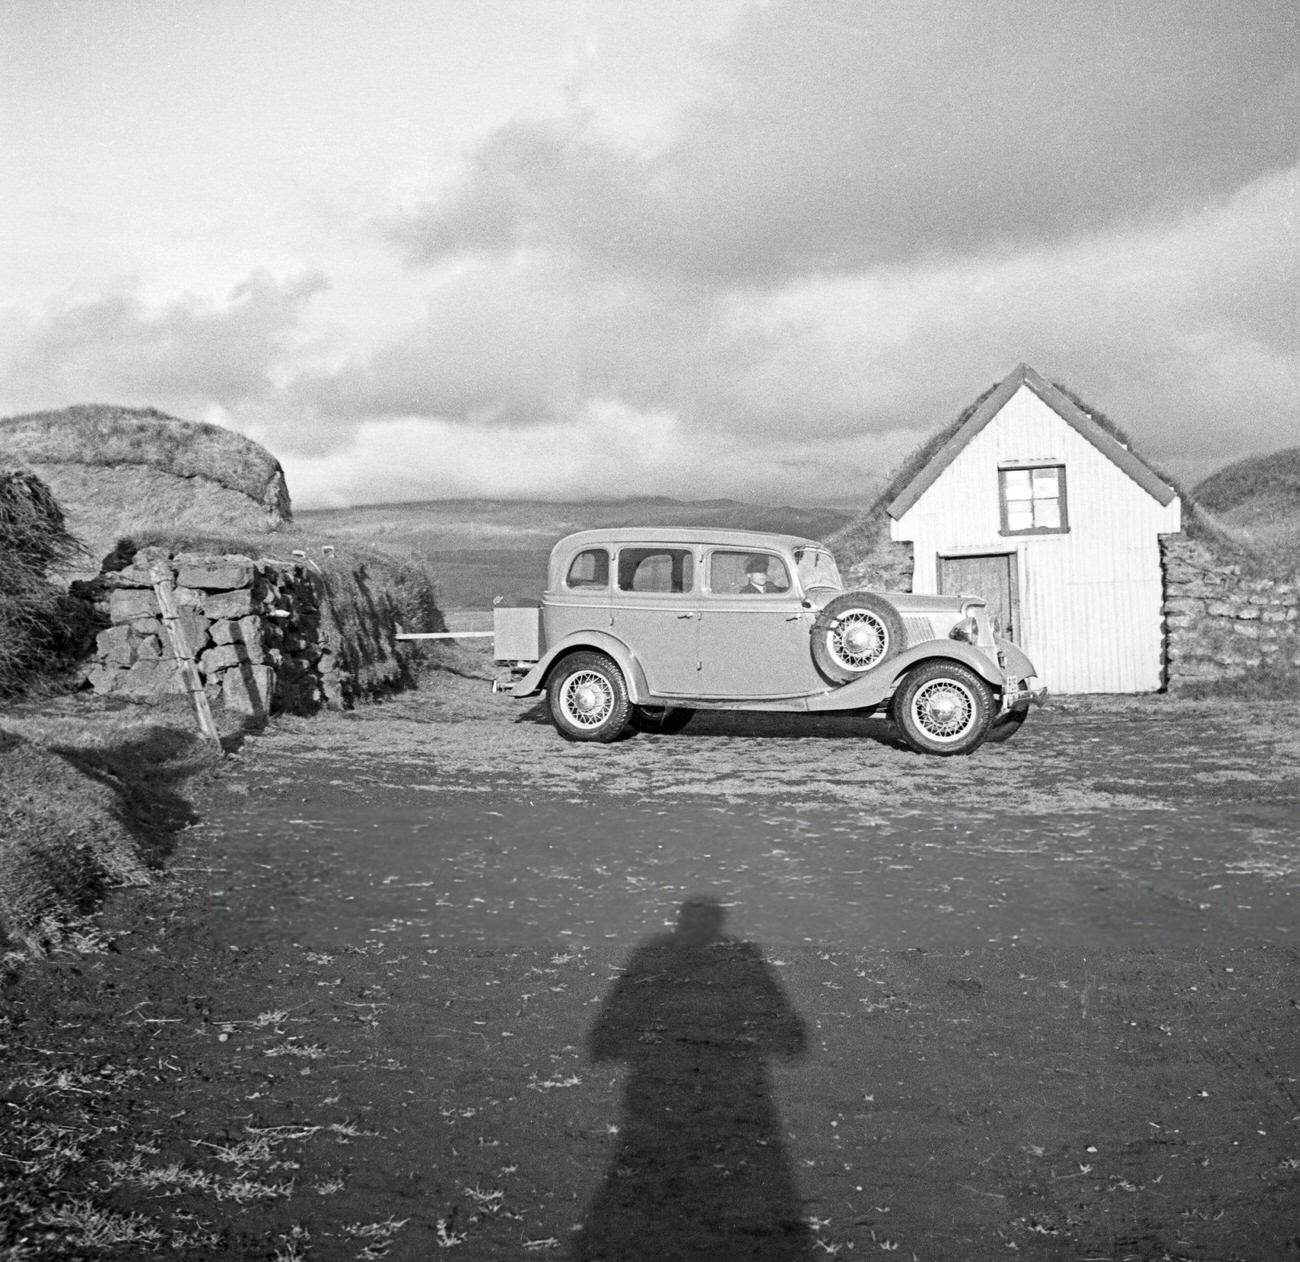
[[677, 612, 698, 620]]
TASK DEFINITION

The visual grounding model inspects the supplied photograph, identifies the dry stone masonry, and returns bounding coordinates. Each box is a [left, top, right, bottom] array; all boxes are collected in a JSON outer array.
[[1161, 536, 1300, 688], [77, 546, 352, 717]]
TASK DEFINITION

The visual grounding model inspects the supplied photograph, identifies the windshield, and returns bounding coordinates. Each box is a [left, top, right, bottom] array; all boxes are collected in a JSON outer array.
[[794, 547, 843, 592]]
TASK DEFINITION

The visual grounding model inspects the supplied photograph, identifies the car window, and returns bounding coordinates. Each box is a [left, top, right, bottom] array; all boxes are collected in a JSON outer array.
[[616, 547, 694, 594], [794, 547, 842, 591], [565, 548, 609, 589], [710, 550, 790, 594]]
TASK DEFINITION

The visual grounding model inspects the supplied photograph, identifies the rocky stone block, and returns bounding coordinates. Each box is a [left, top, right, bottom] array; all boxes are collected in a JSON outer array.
[[175, 553, 255, 591], [97, 567, 156, 589], [201, 588, 255, 619], [220, 664, 275, 719], [83, 663, 121, 694], [118, 658, 188, 698], [108, 587, 160, 622], [135, 634, 164, 661], [210, 615, 265, 659], [95, 625, 136, 667], [199, 643, 253, 674]]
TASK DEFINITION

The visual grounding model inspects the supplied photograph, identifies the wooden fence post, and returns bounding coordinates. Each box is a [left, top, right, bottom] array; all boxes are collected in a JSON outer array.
[[150, 565, 223, 752]]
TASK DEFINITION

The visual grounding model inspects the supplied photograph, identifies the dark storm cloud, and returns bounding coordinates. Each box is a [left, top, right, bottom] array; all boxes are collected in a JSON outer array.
[[0, 272, 326, 414], [387, 0, 1299, 284]]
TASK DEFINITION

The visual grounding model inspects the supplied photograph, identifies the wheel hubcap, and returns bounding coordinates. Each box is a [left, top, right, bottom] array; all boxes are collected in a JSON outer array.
[[563, 671, 613, 727], [831, 611, 887, 670], [913, 680, 974, 740], [573, 684, 603, 715]]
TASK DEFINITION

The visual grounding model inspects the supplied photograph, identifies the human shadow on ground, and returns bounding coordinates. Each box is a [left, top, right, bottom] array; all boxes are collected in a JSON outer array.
[[575, 897, 812, 1261]]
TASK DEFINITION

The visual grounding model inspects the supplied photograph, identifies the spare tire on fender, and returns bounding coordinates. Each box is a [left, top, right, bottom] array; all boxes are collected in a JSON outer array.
[[811, 592, 906, 684]]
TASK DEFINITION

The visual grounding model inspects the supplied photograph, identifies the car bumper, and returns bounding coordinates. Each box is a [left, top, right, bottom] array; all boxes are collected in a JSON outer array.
[[1000, 679, 1048, 713]]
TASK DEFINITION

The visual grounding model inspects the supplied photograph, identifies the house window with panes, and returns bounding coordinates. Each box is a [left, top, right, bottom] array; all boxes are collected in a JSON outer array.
[[999, 464, 1068, 534]]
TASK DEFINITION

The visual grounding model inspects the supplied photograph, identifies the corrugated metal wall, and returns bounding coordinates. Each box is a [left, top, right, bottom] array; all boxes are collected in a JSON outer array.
[[891, 385, 1182, 694]]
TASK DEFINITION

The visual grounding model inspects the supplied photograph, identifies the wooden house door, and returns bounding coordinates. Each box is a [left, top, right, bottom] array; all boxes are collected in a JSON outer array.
[[939, 552, 1020, 642]]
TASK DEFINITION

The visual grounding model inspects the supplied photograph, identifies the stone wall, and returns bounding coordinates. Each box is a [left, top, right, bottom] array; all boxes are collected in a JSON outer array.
[[1161, 536, 1300, 688], [75, 546, 351, 718]]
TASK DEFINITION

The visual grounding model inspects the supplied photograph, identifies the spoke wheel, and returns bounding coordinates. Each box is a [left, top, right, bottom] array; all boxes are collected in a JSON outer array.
[[811, 593, 906, 684], [893, 661, 993, 756], [546, 651, 631, 742]]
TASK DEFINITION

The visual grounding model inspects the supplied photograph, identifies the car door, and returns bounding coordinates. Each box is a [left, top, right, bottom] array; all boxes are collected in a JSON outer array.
[[608, 545, 701, 695], [695, 549, 820, 696]]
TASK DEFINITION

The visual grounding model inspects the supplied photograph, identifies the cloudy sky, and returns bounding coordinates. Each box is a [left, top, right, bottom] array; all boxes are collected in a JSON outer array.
[[2, 0, 1297, 508]]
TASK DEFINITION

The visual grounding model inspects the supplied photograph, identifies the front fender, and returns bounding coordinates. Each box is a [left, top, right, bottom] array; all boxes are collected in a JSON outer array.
[[805, 639, 1005, 712], [996, 636, 1037, 681], [507, 631, 650, 701]]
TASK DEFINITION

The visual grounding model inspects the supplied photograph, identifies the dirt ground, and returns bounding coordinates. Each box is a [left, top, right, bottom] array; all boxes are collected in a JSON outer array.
[[2, 654, 1299, 1261]]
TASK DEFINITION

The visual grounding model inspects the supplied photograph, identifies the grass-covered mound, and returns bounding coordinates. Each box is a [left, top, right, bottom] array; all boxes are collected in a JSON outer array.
[[1192, 447, 1300, 573], [0, 406, 292, 571], [0, 404, 290, 517], [0, 719, 216, 958]]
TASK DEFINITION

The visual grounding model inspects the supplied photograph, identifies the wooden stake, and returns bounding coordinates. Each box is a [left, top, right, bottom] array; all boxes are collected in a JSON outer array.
[[150, 565, 223, 752]]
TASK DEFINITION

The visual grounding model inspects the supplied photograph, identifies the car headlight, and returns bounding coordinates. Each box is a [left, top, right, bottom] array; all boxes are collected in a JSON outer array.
[[949, 616, 978, 644]]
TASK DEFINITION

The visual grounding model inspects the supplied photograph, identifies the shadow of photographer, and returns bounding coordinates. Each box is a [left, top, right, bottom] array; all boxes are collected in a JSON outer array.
[[576, 897, 811, 1261]]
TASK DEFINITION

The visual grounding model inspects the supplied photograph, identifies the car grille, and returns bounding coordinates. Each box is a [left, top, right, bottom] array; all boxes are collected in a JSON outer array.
[[903, 615, 935, 646]]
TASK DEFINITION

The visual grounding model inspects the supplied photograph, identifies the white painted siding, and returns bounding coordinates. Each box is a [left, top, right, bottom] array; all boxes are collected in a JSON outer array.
[[891, 385, 1181, 694]]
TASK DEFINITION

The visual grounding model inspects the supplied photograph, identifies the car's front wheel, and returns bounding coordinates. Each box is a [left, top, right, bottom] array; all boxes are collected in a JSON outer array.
[[629, 705, 694, 735], [546, 651, 632, 742], [892, 661, 993, 756]]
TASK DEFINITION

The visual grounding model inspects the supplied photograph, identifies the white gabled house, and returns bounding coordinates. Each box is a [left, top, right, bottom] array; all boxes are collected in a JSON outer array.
[[883, 364, 1182, 694]]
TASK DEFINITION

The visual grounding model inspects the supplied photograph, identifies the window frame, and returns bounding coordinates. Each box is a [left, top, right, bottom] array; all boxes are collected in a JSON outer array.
[[705, 549, 792, 597], [998, 461, 1070, 536], [563, 547, 610, 591], [614, 546, 696, 595]]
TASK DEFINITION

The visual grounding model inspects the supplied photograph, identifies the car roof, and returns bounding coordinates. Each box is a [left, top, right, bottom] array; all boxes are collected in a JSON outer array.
[[552, 527, 824, 553]]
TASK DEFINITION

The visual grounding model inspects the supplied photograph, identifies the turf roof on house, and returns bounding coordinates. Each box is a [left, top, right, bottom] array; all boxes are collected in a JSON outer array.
[[829, 363, 1231, 563]]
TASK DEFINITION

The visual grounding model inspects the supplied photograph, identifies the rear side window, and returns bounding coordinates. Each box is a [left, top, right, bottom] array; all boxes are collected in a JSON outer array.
[[616, 548, 694, 593], [565, 548, 609, 589]]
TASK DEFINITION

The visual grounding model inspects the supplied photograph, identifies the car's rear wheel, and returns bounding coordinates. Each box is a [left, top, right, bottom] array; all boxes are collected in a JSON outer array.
[[547, 652, 632, 742], [812, 593, 906, 684], [629, 705, 694, 735], [984, 708, 1028, 744], [892, 661, 993, 756]]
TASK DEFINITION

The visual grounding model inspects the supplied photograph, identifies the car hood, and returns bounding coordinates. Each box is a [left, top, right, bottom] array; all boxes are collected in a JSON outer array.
[[807, 588, 980, 613]]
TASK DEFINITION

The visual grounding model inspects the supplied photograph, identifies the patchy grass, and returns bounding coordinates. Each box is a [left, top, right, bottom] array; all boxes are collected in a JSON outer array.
[[0, 470, 93, 698], [1173, 665, 1300, 701], [0, 708, 218, 958]]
